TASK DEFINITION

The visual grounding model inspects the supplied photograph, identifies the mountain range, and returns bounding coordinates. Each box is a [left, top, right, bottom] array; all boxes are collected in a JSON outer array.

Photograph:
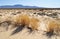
[[0, 4, 42, 8]]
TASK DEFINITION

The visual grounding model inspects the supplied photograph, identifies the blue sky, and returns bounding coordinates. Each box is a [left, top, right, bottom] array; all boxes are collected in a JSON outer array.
[[0, 0, 60, 8]]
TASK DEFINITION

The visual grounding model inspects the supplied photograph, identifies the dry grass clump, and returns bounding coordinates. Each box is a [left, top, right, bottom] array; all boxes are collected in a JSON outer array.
[[10, 14, 40, 35], [29, 17, 39, 30], [46, 19, 60, 37], [12, 14, 40, 31], [47, 20, 57, 32], [19, 14, 30, 26], [12, 14, 30, 27]]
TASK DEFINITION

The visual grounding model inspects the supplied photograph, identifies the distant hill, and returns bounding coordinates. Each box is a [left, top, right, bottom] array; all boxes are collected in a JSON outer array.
[[0, 4, 43, 8]]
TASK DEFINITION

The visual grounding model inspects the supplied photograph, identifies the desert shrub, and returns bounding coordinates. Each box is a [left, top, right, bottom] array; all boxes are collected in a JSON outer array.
[[37, 12, 46, 16], [12, 14, 30, 28], [11, 14, 40, 35], [46, 19, 60, 37], [12, 14, 40, 31], [30, 17, 39, 30], [20, 14, 30, 25], [47, 13, 58, 18], [15, 14, 30, 25], [47, 20, 57, 32]]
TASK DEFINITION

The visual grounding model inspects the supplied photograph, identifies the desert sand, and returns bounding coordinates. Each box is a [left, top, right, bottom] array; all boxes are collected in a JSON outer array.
[[0, 9, 60, 39]]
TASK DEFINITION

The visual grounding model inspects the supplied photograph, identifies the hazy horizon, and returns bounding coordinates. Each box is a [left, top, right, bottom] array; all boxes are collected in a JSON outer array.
[[0, 0, 60, 8]]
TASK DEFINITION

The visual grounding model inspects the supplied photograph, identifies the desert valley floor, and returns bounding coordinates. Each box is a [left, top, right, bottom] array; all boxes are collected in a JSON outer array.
[[0, 8, 60, 39]]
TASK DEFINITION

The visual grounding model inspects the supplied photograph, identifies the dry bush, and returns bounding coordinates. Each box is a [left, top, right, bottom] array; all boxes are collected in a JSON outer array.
[[47, 20, 57, 32], [12, 14, 40, 31], [16, 15, 30, 25], [19, 14, 30, 26], [46, 19, 60, 36], [29, 17, 39, 30], [11, 14, 39, 35]]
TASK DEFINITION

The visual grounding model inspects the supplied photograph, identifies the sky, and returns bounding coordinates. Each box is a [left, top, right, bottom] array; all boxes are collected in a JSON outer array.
[[0, 0, 60, 8]]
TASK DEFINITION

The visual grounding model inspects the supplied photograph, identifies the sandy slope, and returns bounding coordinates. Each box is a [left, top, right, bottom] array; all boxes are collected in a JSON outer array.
[[0, 26, 60, 39], [0, 9, 60, 39]]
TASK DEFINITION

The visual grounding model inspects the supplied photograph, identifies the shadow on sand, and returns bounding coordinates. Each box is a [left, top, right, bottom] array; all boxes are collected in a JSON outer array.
[[11, 25, 25, 35], [11, 24, 35, 35]]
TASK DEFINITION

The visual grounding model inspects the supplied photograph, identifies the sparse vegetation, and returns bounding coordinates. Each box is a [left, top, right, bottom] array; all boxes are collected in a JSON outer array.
[[46, 19, 60, 37], [10, 14, 40, 35], [0, 9, 60, 39], [12, 14, 39, 31]]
